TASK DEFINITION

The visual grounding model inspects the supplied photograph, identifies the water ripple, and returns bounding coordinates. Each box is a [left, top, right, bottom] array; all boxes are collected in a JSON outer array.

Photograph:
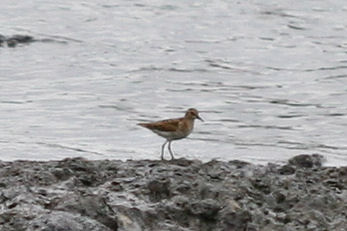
[[1, 0, 347, 166]]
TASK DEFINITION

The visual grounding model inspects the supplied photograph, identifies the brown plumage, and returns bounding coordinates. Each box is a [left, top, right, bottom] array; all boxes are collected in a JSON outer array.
[[138, 108, 203, 160]]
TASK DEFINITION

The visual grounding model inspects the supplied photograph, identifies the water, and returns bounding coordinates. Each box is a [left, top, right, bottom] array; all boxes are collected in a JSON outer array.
[[1, 0, 347, 166]]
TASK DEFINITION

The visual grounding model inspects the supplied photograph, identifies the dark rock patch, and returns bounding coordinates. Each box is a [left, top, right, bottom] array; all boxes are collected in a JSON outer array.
[[0, 34, 70, 47], [288, 153, 324, 168], [0, 34, 35, 47]]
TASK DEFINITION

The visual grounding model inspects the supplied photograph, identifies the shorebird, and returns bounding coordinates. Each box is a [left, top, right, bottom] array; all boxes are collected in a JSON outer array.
[[138, 108, 203, 160]]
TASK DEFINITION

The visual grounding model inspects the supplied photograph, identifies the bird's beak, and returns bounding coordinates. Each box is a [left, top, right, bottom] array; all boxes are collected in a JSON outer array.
[[197, 115, 204, 122]]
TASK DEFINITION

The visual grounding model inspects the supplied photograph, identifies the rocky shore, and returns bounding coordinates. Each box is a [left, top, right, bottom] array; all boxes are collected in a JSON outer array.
[[0, 154, 346, 231]]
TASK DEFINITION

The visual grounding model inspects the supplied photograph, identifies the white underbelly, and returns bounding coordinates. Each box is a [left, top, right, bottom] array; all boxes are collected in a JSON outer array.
[[153, 129, 192, 140]]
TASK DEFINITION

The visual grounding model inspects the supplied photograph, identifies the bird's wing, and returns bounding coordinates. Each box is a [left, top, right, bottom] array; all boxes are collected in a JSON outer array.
[[139, 118, 181, 132]]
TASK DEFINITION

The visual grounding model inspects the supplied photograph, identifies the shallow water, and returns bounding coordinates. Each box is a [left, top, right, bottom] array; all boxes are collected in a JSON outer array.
[[1, 0, 347, 165]]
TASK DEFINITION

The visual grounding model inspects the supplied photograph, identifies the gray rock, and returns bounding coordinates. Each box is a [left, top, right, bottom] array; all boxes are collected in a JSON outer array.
[[288, 154, 324, 168], [0, 34, 67, 48], [0, 154, 346, 230]]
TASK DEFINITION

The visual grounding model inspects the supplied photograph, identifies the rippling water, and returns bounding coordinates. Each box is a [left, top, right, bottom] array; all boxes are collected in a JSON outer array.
[[1, 0, 347, 165]]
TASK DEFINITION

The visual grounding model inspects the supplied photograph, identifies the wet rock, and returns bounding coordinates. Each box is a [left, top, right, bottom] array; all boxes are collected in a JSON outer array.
[[288, 154, 324, 168], [28, 211, 114, 231], [52, 193, 118, 230], [147, 177, 171, 202], [0, 154, 346, 230], [0, 34, 34, 47], [0, 34, 66, 48], [278, 164, 296, 175], [10, 35, 34, 43], [0, 35, 6, 46], [189, 198, 221, 219], [219, 208, 252, 231]]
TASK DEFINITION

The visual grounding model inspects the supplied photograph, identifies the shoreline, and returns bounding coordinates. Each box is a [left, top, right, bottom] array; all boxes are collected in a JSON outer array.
[[0, 154, 346, 231]]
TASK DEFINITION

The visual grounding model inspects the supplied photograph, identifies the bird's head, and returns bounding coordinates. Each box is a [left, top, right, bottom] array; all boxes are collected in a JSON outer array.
[[185, 108, 203, 121]]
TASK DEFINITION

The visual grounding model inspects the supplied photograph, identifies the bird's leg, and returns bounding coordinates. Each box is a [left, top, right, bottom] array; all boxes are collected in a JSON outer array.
[[161, 140, 168, 160], [168, 141, 175, 160]]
